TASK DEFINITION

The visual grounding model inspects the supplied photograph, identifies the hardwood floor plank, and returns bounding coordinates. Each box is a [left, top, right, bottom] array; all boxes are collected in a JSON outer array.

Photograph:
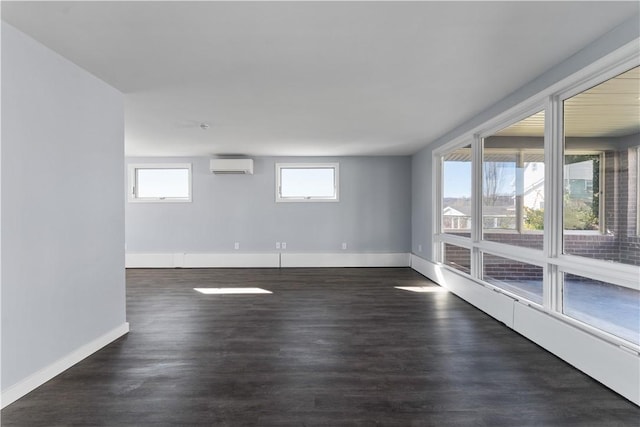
[[2, 268, 638, 426]]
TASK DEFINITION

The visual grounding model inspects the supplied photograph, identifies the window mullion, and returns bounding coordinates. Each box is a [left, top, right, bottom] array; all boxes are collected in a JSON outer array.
[[637, 147, 640, 237], [433, 155, 443, 262], [599, 152, 606, 234], [516, 151, 524, 233], [545, 95, 563, 312], [471, 134, 483, 279]]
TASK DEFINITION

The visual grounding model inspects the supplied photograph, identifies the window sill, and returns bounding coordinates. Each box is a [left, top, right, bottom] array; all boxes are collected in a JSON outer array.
[[128, 198, 192, 203]]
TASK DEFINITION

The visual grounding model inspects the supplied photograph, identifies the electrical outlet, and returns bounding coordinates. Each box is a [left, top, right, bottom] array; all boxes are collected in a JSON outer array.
[[281, 242, 287, 249], [276, 242, 281, 249], [341, 242, 347, 250], [234, 242, 239, 250], [418, 244, 422, 252]]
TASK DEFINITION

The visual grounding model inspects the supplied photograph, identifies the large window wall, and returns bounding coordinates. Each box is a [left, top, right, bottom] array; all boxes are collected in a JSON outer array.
[[435, 63, 640, 348]]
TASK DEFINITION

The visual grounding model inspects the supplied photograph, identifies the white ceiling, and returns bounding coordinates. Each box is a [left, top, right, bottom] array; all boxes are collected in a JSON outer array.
[[2, 1, 638, 157]]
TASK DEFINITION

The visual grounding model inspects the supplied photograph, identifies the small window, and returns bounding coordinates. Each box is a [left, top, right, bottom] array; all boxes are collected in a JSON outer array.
[[128, 164, 192, 202], [276, 163, 339, 202]]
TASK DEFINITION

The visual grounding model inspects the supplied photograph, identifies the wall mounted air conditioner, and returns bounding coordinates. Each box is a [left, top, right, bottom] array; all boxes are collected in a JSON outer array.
[[210, 159, 254, 175]]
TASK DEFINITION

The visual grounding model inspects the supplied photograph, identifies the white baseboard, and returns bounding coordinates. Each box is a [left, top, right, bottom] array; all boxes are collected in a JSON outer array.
[[126, 252, 411, 268], [410, 253, 439, 281], [183, 253, 280, 268], [280, 252, 410, 268], [126, 252, 280, 268], [513, 302, 640, 405], [410, 254, 640, 405], [126, 252, 176, 268], [411, 254, 514, 327], [1, 322, 130, 409]]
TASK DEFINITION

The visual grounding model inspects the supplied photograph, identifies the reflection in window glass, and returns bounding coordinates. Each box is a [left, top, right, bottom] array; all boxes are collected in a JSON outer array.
[[563, 154, 600, 231], [443, 244, 471, 275], [523, 153, 545, 231], [482, 151, 517, 231], [442, 145, 472, 236], [482, 253, 543, 305], [482, 110, 545, 250], [563, 273, 639, 345], [563, 66, 640, 266]]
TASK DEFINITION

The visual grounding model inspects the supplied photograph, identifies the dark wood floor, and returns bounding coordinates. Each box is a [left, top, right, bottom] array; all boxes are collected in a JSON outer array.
[[3, 268, 639, 426]]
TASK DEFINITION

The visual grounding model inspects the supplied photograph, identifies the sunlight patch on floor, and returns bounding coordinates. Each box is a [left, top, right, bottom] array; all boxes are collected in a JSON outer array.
[[395, 286, 448, 293], [194, 288, 273, 294]]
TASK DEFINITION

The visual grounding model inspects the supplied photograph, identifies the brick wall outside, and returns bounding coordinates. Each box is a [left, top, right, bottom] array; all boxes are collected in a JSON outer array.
[[563, 234, 620, 261], [618, 147, 640, 265], [484, 233, 544, 250], [443, 243, 471, 274], [482, 253, 543, 281]]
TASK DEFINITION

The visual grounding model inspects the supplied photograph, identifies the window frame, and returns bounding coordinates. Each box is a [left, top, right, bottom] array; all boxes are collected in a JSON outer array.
[[431, 54, 640, 350], [438, 143, 607, 240], [637, 146, 640, 236], [441, 143, 473, 234], [468, 147, 605, 236], [127, 163, 193, 203], [480, 146, 546, 235], [275, 162, 340, 203]]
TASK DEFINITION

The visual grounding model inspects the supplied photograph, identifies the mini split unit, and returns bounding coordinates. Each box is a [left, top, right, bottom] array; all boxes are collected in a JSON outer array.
[[209, 158, 254, 175]]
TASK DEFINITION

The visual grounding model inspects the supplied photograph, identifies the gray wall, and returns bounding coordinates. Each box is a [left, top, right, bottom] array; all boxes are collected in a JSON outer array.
[[411, 14, 640, 261], [1, 24, 126, 390], [126, 156, 411, 253], [411, 149, 432, 259]]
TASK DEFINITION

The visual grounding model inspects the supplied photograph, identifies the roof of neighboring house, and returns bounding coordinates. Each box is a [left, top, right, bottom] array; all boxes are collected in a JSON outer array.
[[443, 203, 516, 217], [443, 207, 467, 216]]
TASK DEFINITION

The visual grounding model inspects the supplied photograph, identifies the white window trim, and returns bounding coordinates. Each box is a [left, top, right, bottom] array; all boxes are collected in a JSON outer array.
[[430, 40, 639, 349], [128, 163, 193, 203], [275, 162, 339, 203]]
